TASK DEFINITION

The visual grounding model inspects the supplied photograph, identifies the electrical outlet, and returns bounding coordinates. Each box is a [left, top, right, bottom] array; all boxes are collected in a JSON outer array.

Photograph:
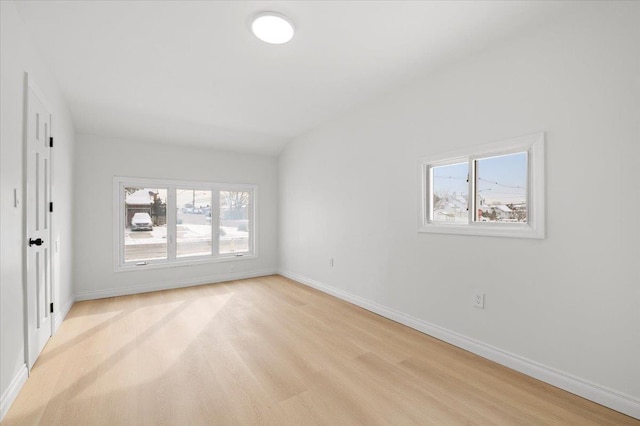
[[329, 258, 334, 267], [474, 292, 485, 309]]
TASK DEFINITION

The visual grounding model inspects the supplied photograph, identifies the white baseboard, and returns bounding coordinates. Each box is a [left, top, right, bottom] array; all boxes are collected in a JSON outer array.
[[74, 268, 278, 301], [278, 269, 640, 420], [0, 296, 74, 420], [0, 364, 28, 422], [54, 296, 75, 332]]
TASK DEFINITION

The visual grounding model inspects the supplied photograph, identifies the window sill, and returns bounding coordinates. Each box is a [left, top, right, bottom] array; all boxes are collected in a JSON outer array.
[[418, 222, 544, 239], [115, 253, 257, 273]]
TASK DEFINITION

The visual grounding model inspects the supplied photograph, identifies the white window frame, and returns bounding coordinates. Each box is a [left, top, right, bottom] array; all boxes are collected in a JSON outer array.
[[113, 176, 258, 272], [418, 133, 545, 239]]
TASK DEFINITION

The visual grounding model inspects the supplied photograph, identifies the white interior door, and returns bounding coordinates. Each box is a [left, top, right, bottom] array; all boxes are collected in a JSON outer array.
[[25, 84, 53, 369]]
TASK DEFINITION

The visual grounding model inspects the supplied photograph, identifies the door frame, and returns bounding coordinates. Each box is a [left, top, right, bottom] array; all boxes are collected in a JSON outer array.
[[22, 71, 56, 370]]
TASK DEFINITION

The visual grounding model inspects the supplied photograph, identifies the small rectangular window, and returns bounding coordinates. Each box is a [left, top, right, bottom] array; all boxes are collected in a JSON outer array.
[[419, 133, 544, 238]]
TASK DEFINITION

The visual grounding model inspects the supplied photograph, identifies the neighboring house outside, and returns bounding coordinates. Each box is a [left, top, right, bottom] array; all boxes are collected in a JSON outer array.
[[491, 204, 514, 220], [435, 193, 525, 223], [479, 204, 515, 221], [433, 192, 468, 222]]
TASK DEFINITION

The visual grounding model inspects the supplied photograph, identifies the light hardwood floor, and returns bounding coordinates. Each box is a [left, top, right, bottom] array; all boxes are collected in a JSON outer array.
[[4, 275, 637, 425]]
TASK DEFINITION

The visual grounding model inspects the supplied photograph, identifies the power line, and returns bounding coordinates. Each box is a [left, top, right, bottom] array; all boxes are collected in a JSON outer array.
[[477, 177, 525, 189], [435, 175, 525, 190], [433, 175, 467, 180]]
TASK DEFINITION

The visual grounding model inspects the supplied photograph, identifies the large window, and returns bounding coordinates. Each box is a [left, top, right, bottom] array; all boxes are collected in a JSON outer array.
[[219, 190, 251, 254], [123, 187, 168, 263], [176, 189, 212, 258], [419, 133, 544, 238], [114, 178, 256, 271]]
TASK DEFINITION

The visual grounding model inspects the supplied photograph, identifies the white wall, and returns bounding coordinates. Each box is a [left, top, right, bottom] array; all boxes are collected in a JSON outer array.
[[0, 0, 76, 418], [73, 134, 278, 299], [279, 3, 640, 416]]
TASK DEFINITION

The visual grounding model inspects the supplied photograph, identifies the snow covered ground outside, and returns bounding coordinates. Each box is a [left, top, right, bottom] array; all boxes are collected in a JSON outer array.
[[433, 209, 468, 223], [124, 224, 248, 245], [124, 226, 167, 245]]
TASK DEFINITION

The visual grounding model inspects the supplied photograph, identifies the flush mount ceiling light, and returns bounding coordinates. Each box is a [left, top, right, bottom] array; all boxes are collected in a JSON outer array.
[[251, 12, 295, 44]]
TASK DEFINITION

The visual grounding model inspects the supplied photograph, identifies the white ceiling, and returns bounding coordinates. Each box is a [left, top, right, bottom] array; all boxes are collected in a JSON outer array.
[[15, 1, 574, 155]]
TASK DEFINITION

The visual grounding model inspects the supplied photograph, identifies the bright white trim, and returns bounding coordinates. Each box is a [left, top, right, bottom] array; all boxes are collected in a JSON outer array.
[[75, 268, 277, 301], [278, 269, 640, 420], [113, 176, 258, 272], [0, 364, 28, 422], [418, 132, 545, 239]]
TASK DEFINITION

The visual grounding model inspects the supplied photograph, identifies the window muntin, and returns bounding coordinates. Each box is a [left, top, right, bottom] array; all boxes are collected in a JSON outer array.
[[115, 178, 257, 270], [419, 133, 544, 238]]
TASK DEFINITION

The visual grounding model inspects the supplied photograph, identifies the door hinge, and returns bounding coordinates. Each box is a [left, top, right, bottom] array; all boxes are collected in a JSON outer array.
[[49, 202, 53, 213], [50, 303, 54, 313], [49, 137, 53, 148]]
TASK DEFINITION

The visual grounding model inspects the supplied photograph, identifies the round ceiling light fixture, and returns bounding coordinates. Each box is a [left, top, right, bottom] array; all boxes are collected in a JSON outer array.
[[251, 12, 295, 44]]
